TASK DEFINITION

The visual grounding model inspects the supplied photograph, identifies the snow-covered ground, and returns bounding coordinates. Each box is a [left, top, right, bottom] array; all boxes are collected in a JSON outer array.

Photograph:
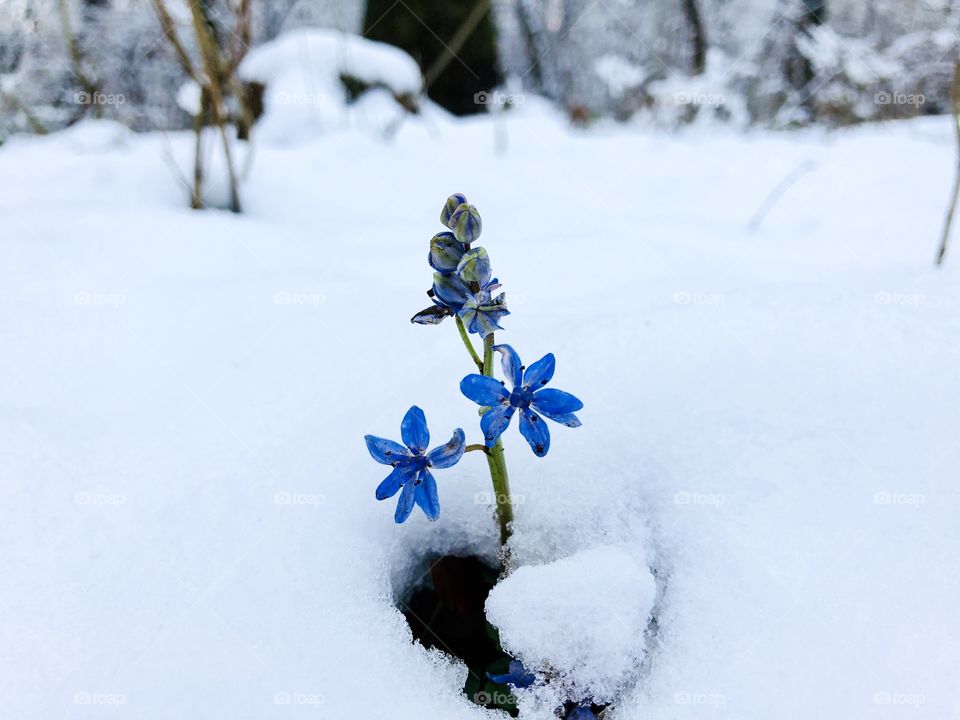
[[2, 91, 959, 719]]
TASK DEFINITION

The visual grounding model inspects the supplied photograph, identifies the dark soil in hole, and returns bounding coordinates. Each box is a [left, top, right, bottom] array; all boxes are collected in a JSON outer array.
[[401, 555, 519, 715]]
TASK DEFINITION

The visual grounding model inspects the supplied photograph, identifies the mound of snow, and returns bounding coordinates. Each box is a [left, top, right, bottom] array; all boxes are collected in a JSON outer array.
[[238, 28, 422, 144], [486, 545, 656, 704]]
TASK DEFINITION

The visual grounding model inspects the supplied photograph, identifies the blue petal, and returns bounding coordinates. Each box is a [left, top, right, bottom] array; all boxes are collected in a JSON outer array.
[[460, 374, 509, 406], [519, 408, 550, 456], [432, 272, 471, 309], [522, 353, 555, 390], [427, 428, 466, 469], [566, 706, 597, 720], [375, 463, 415, 500], [531, 389, 583, 425], [494, 344, 523, 389], [487, 661, 535, 689], [481, 404, 516, 447], [401, 405, 430, 453], [414, 468, 441, 521], [364, 435, 411, 465], [394, 480, 416, 523]]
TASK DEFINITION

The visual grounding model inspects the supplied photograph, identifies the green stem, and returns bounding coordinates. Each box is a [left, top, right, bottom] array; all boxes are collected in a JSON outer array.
[[465, 444, 489, 454], [482, 333, 513, 548], [456, 316, 484, 371]]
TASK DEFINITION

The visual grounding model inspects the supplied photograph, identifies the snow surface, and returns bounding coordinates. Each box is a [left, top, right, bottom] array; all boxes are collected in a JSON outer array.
[[2, 72, 960, 719], [486, 545, 657, 706]]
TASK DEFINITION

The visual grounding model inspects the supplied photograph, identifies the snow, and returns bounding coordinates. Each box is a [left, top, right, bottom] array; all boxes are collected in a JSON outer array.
[[2, 68, 960, 719], [486, 545, 657, 705], [237, 28, 423, 144]]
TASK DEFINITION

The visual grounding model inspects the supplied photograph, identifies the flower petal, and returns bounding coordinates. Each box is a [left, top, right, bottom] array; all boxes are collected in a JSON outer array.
[[394, 480, 416, 523], [460, 374, 509, 406], [375, 463, 415, 500], [414, 468, 441, 521], [432, 272, 471, 309], [427, 428, 466, 469], [410, 304, 452, 325], [364, 435, 410, 465], [493, 344, 523, 389], [522, 353, 555, 390], [532, 388, 583, 418], [531, 387, 583, 427], [401, 405, 430, 453], [481, 404, 516, 447], [519, 408, 551, 457]]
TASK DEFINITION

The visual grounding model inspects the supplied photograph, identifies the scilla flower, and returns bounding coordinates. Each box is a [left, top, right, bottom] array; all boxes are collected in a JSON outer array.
[[487, 661, 535, 689], [460, 345, 583, 456], [365, 406, 465, 523]]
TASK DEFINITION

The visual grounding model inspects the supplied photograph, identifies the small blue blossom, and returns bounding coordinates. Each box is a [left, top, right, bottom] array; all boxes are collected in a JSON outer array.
[[487, 661, 535, 689], [565, 705, 597, 719], [460, 345, 583, 456], [432, 271, 509, 337], [364, 406, 465, 523]]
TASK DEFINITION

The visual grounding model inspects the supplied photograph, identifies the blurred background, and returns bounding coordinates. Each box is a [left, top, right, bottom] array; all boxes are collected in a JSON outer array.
[[0, 0, 957, 140]]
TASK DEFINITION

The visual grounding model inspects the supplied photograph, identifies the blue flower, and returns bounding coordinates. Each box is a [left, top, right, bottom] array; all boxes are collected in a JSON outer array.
[[487, 661, 535, 689], [459, 345, 583, 457], [364, 406, 465, 523], [565, 705, 597, 719], [431, 270, 509, 337]]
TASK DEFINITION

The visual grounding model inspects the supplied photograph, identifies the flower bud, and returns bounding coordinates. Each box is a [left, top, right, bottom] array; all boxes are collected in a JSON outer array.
[[456, 247, 491, 286], [450, 203, 482, 244], [429, 231, 466, 274], [441, 193, 467, 228]]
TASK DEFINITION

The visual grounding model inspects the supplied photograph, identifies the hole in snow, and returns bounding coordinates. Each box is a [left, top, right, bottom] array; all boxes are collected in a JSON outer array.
[[398, 554, 522, 715]]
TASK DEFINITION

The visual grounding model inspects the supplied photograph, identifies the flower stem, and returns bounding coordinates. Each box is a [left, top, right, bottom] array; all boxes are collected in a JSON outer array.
[[465, 444, 489, 454], [456, 316, 484, 371], [482, 333, 513, 548]]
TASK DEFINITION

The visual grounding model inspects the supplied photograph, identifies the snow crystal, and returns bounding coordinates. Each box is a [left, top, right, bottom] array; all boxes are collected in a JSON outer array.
[[486, 545, 656, 704]]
